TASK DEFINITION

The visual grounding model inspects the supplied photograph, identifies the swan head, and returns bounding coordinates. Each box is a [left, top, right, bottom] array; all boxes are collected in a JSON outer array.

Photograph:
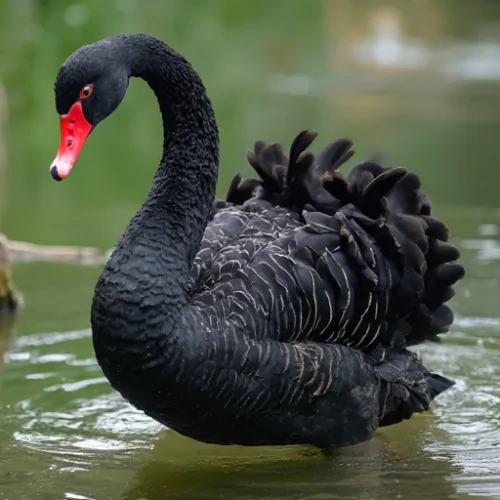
[[50, 39, 130, 181]]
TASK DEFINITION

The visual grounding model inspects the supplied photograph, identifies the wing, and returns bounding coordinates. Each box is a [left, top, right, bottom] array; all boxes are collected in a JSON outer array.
[[188, 130, 464, 358], [190, 204, 391, 352], [188, 203, 302, 298]]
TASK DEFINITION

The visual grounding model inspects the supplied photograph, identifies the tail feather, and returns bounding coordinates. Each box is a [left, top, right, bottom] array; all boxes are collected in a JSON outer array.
[[377, 350, 455, 427]]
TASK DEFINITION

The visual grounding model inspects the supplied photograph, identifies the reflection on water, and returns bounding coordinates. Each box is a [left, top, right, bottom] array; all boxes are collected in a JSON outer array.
[[419, 325, 500, 498]]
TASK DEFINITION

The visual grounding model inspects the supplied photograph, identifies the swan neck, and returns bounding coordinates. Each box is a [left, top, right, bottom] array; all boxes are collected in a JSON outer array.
[[93, 35, 220, 326], [125, 35, 219, 263]]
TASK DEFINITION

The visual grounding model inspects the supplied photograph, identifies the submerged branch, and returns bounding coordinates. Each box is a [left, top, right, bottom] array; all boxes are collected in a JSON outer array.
[[0, 233, 111, 313], [4, 236, 111, 266]]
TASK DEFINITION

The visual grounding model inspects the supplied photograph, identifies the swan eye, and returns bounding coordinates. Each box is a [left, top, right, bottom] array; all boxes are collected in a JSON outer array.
[[80, 84, 94, 99]]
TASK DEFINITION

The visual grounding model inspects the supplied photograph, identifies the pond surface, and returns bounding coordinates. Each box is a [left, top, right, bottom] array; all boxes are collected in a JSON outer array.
[[1, 218, 500, 500], [1, 1, 500, 499]]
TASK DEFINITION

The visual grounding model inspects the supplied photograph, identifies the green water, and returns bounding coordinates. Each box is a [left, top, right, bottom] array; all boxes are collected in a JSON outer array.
[[1, 1, 500, 499]]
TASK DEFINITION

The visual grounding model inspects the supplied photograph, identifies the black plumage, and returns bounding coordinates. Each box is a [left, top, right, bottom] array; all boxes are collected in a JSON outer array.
[[50, 34, 465, 450]]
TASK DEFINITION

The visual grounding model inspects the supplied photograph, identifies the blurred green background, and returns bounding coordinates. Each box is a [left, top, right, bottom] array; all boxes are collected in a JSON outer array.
[[2, 0, 500, 249], [1, 1, 500, 499]]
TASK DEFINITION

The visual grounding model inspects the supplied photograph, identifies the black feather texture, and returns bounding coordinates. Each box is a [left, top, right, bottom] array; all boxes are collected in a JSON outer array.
[[53, 35, 465, 450], [212, 131, 464, 354]]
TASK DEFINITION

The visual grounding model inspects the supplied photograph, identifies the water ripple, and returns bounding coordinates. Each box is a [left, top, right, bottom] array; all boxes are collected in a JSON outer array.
[[12, 329, 91, 348], [417, 321, 500, 497], [4, 327, 160, 459], [2, 310, 499, 498]]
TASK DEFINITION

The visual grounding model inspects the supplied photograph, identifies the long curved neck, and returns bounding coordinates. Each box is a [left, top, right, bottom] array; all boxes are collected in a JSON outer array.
[[92, 36, 218, 344], [126, 35, 219, 269]]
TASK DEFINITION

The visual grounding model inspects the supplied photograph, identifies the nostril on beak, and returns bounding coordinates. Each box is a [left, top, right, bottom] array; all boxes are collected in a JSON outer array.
[[50, 165, 62, 181]]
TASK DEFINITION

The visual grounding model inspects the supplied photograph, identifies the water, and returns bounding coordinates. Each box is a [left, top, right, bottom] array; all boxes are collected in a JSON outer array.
[[1, 1, 500, 499]]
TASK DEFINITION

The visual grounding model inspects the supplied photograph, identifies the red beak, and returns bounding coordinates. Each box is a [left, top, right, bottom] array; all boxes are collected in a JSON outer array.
[[50, 102, 92, 181]]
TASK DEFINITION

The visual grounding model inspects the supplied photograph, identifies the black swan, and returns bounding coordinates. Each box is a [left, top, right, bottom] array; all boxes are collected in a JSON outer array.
[[49, 34, 464, 449]]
